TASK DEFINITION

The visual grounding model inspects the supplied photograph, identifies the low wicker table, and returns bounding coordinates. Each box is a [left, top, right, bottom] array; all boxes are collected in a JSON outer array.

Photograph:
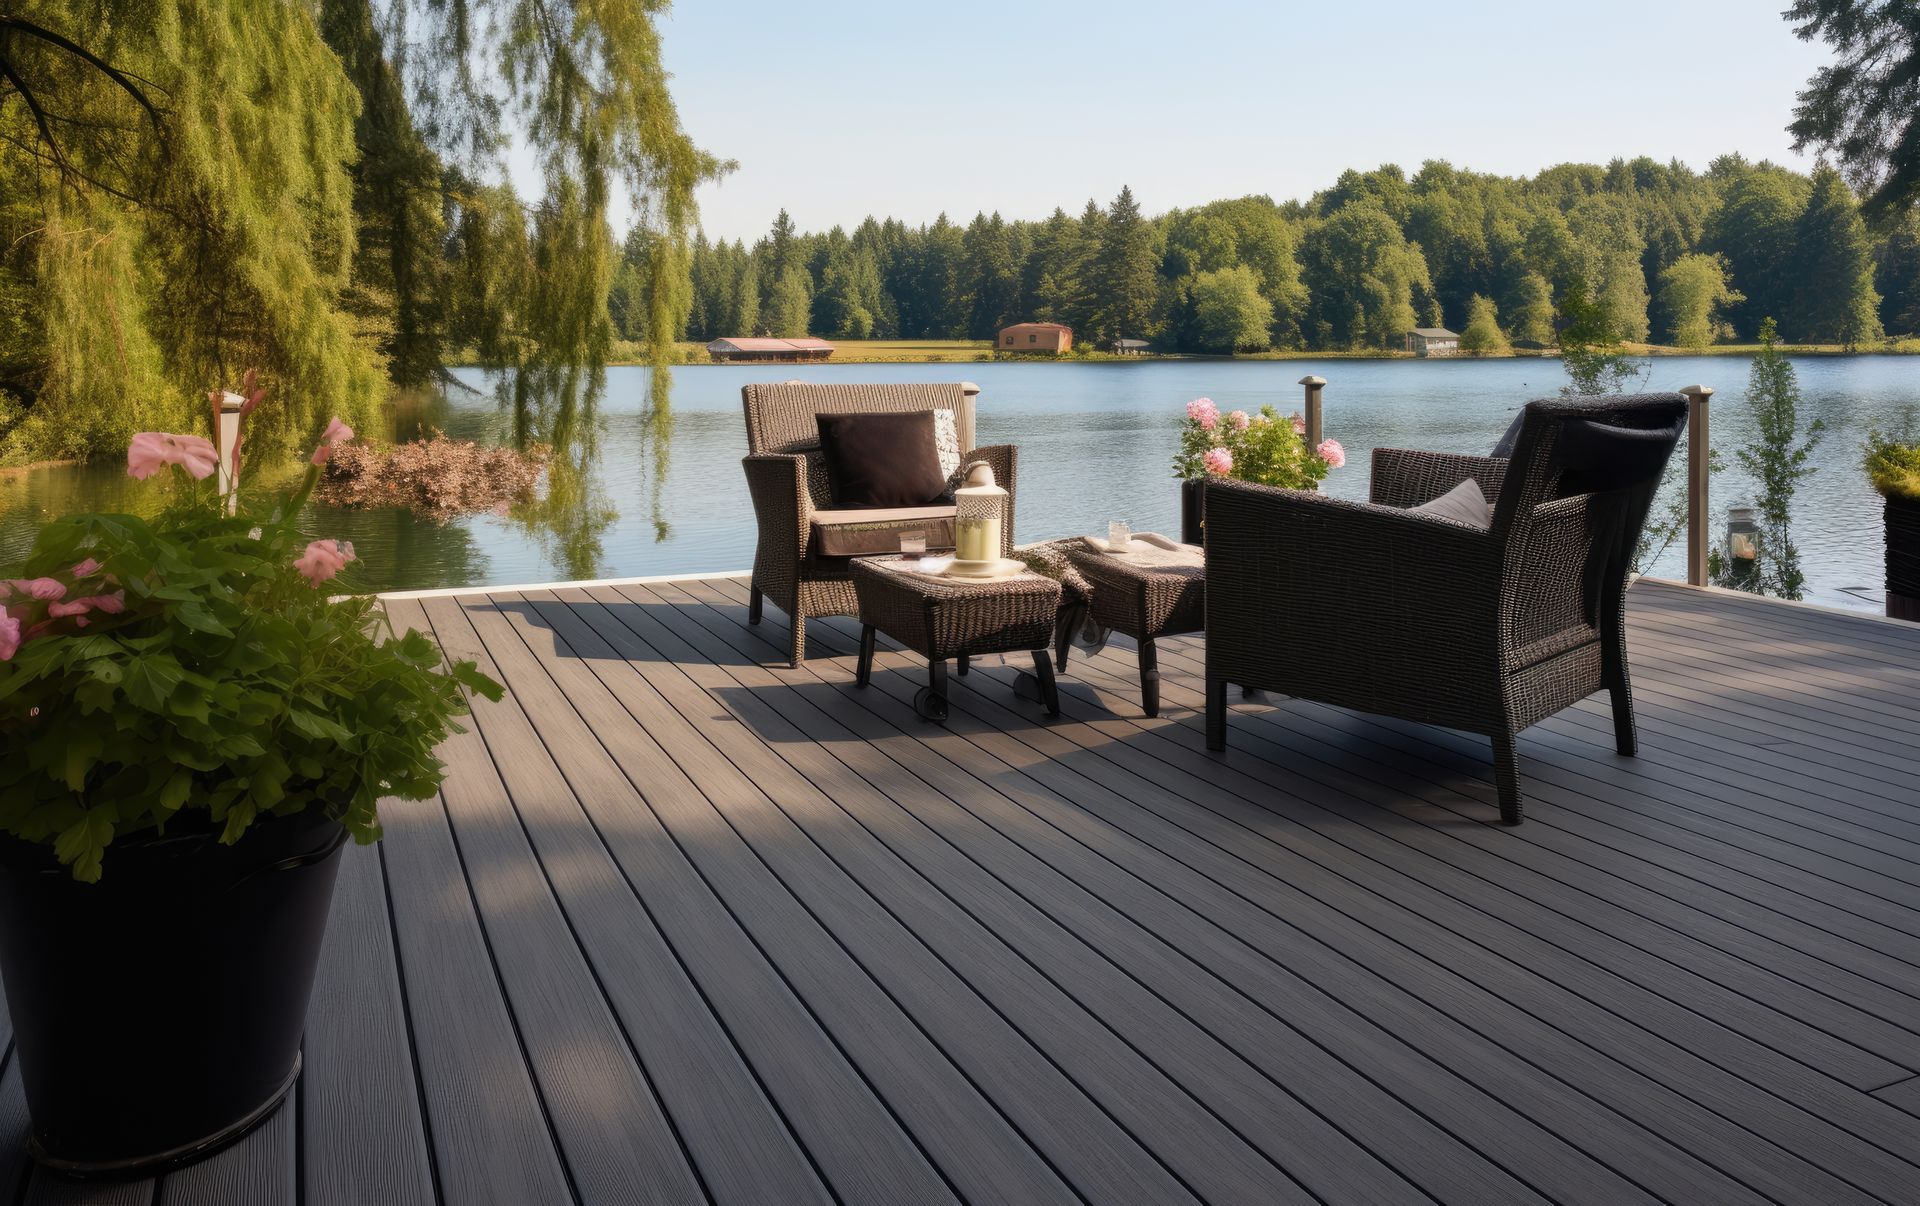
[[849, 556, 1063, 722], [1064, 537, 1205, 717]]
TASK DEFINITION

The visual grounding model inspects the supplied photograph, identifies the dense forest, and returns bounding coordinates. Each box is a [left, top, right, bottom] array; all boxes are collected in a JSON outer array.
[[627, 158, 1917, 357]]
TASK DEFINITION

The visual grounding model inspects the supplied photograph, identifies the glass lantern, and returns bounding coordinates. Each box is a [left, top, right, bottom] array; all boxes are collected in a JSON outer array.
[[953, 461, 1007, 564], [1726, 505, 1760, 583]]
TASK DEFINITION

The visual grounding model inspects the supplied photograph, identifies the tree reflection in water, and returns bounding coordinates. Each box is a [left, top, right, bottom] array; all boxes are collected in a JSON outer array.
[[499, 364, 617, 582]]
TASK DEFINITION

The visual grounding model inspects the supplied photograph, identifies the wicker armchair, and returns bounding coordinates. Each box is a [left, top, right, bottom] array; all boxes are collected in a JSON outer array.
[[1203, 393, 1688, 824], [741, 382, 1018, 666]]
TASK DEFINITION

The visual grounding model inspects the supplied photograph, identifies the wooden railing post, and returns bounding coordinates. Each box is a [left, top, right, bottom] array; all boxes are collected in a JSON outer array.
[[213, 391, 243, 514], [1680, 384, 1713, 586], [1298, 375, 1325, 448]]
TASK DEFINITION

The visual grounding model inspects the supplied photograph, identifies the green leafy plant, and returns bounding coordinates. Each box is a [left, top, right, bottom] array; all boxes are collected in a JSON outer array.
[[1716, 319, 1824, 599], [1865, 429, 1920, 502], [0, 381, 500, 881], [1172, 397, 1340, 489]]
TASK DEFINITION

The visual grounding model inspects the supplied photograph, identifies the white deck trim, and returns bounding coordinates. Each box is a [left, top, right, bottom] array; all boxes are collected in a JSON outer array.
[[378, 569, 748, 601], [1637, 576, 1908, 627]]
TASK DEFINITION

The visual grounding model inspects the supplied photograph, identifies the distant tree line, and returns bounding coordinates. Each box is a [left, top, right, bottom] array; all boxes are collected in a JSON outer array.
[[610, 157, 1917, 356]]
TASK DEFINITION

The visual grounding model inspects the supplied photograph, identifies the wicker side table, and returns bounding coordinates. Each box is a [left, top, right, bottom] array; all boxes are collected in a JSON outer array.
[[849, 556, 1063, 722], [1064, 538, 1205, 717]]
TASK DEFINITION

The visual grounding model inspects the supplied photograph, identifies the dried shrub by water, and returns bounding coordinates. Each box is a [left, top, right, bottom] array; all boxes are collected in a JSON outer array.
[[318, 433, 549, 521]]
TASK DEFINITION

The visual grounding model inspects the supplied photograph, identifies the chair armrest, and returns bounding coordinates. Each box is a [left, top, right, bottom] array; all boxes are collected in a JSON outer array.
[[1370, 448, 1509, 510], [962, 444, 1018, 553], [742, 454, 813, 560], [1203, 480, 1500, 698]]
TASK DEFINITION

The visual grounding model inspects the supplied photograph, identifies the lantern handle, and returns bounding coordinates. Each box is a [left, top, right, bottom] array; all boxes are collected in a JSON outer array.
[[960, 460, 997, 489]]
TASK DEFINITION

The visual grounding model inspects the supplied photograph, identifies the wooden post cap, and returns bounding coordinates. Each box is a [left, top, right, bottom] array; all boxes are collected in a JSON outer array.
[[1298, 375, 1326, 387], [1679, 384, 1714, 399], [961, 381, 981, 396]]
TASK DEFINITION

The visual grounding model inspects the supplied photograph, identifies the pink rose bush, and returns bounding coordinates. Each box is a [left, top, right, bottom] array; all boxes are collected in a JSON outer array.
[[0, 373, 499, 882], [1173, 397, 1344, 490]]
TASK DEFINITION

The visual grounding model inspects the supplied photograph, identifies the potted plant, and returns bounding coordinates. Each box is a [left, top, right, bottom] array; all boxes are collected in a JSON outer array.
[[1172, 397, 1345, 543], [0, 383, 499, 1176], [1865, 431, 1920, 621]]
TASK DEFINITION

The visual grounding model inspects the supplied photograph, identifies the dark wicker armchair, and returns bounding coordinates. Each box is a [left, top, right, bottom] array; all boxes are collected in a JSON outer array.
[[741, 382, 1017, 666], [1203, 394, 1688, 824]]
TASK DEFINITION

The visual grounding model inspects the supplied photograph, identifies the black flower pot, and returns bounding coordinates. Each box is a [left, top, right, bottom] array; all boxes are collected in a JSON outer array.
[[1181, 478, 1207, 546], [1889, 496, 1920, 622], [0, 810, 347, 1177]]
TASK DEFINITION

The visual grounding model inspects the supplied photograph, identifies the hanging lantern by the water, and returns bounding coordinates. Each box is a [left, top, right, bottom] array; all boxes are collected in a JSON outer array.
[[953, 461, 1008, 564], [1726, 505, 1760, 582]]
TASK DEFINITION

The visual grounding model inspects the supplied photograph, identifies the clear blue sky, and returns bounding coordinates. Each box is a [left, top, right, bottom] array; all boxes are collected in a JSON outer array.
[[633, 0, 1833, 241]]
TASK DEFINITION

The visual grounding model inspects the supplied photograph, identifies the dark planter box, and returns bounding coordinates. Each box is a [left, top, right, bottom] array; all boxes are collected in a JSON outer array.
[[0, 811, 346, 1176], [1889, 496, 1920, 622]]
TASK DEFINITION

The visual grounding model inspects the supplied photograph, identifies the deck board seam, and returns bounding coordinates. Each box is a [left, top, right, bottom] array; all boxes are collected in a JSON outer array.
[[474, 594, 1022, 1206], [375, 839, 445, 1206], [589, 585, 1426, 1205]]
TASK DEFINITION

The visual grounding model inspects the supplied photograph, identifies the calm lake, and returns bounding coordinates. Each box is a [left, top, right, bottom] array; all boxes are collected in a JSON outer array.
[[4, 356, 1915, 610]]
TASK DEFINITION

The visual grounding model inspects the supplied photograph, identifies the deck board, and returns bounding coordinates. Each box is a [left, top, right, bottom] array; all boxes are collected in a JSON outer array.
[[7, 577, 1919, 1205]]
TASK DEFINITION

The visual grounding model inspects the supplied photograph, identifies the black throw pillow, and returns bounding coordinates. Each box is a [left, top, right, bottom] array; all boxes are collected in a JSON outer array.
[[816, 411, 948, 508]]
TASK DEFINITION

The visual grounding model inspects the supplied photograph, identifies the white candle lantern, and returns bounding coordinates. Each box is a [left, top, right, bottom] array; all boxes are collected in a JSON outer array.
[[953, 461, 1008, 564]]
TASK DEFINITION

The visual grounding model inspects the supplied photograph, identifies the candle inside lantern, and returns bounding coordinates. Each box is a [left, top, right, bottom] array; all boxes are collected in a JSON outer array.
[[956, 515, 1000, 562]]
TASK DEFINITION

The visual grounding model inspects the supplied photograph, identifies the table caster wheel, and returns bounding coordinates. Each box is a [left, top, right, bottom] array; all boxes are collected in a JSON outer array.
[[914, 686, 949, 722]]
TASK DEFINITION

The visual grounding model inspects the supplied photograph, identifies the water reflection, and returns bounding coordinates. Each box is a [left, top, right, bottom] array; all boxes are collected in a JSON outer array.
[[6, 355, 1918, 607]]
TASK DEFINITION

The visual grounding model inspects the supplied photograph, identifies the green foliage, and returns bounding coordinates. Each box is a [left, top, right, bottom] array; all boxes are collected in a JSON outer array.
[[1792, 165, 1884, 347], [1459, 294, 1510, 354], [0, 417, 499, 882], [1558, 280, 1649, 396], [1089, 186, 1160, 344], [1300, 197, 1434, 349], [1657, 253, 1742, 348], [1729, 319, 1824, 598], [1788, 0, 1920, 216], [1864, 429, 1920, 502], [1186, 266, 1274, 353], [1876, 211, 1920, 336], [1708, 163, 1811, 339], [1171, 400, 1332, 490]]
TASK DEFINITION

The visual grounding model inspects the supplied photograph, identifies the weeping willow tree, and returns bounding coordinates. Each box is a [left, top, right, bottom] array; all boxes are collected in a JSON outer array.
[[0, 0, 719, 467]]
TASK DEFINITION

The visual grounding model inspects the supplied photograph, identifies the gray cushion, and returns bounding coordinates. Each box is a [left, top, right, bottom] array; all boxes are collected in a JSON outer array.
[[1409, 479, 1493, 529]]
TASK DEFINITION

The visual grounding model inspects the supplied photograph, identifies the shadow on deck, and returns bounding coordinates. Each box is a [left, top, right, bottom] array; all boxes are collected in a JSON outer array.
[[5, 577, 1919, 1204]]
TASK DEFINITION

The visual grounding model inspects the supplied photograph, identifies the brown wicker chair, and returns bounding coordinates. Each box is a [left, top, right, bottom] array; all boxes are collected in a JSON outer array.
[[1203, 393, 1688, 824], [741, 382, 1018, 666]]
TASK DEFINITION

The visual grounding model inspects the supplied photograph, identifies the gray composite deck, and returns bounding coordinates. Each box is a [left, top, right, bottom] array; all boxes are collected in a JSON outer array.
[[3, 576, 1919, 1205]]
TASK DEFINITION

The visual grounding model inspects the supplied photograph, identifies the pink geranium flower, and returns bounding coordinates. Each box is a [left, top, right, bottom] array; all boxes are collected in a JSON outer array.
[[0, 613, 19, 661], [1291, 415, 1306, 436], [47, 592, 124, 619], [128, 432, 220, 480], [294, 539, 356, 587], [309, 416, 356, 466], [1202, 446, 1234, 476], [10, 577, 65, 601], [1228, 409, 1251, 431], [1185, 398, 1220, 430], [70, 558, 102, 579], [1316, 438, 1347, 469]]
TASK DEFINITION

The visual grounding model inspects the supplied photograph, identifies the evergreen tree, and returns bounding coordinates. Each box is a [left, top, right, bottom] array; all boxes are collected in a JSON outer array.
[[1791, 165, 1884, 347], [962, 212, 1021, 339], [1090, 186, 1158, 343], [1459, 294, 1510, 353], [1788, 0, 1920, 216], [1709, 165, 1809, 338], [1505, 271, 1557, 347], [765, 265, 812, 337], [1876, 211, 1920, 336]]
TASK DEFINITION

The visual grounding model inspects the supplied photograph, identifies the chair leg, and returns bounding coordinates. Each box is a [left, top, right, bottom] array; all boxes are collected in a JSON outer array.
[[1205, 676, 1228, 750], [1030, 650, 1060, 716], [1137, 638, 1160, 718], [957, 653, 970, 677], [1609, 680, 1638, 757], [855, 625, 877, 687], [788, 615, 806, 668], [1492, 731, 1523, 825], [748, 586, 764, 625]]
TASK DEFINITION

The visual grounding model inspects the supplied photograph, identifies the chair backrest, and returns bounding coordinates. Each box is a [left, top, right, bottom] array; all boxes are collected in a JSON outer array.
[[741, 382, 976, 457], [1491, 393, 1688, 642]]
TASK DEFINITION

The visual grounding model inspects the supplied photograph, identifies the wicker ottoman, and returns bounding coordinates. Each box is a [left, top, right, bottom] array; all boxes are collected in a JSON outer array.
[[1064, 537, 1205, 717], [849, 556, 1063, 722]]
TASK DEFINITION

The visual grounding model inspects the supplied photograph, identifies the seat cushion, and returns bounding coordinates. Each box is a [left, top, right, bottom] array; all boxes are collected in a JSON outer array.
[[812, 506, 957, 557], [816, 411, 948, 507], [1409, 478, 1493, 529]]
